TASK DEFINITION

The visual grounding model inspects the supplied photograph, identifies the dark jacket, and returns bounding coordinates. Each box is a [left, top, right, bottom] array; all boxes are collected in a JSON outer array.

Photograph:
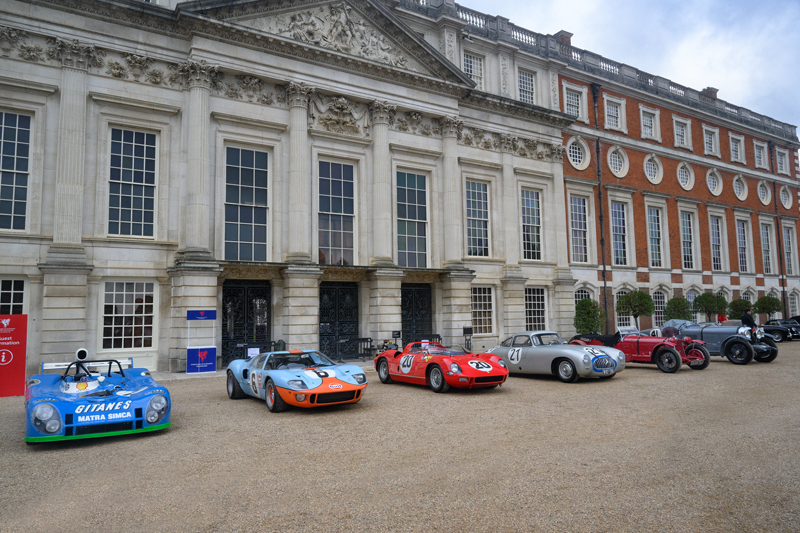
[[741, 312, 757, 329]]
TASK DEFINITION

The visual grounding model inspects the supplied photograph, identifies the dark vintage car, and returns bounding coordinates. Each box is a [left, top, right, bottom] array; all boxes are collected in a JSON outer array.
[[764, 319, 800, 341], [662, 319, 777, 365]]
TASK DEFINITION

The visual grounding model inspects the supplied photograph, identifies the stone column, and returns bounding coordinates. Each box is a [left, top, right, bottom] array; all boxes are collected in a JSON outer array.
[[167, 267, 222, 372], [440, 270, 475, 346], [550, 146, 577, 336], [370, 101, 396, 266], [281, 265, 323, 350], [500, 134, 524, 279], [285, 82, 316, 264], [45, 38, 104, 264], [174, 59, 220, 264], [441, 116, 464, 268], [368, 269, 405, 341]]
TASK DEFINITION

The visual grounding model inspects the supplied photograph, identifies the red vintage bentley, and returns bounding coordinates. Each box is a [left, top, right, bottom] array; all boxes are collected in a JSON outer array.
[[374, 341, 509, 392], [569, 331, 710, 373]]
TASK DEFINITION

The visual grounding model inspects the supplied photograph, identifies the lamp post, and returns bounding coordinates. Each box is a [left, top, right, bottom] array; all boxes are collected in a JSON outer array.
[[590, 83, 610, 334]]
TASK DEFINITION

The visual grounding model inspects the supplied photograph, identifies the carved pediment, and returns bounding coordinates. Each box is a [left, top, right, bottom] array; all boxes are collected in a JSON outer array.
[[189, 0, 472, 87], [236, 2, 423, 73]]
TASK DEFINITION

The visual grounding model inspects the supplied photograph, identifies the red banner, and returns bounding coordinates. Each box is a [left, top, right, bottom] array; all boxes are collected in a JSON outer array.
[[0, 314, 27, 397]]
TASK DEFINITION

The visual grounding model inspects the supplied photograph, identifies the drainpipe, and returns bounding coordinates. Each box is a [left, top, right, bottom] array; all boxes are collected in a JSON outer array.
[[591, 83, 610, 334], [768, 141, 788, 318]]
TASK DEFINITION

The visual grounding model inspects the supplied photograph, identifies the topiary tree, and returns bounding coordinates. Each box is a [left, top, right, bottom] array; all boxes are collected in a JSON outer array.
[[663, 297, 693, 322], [574, 298, 605, 335], [616, 290, 655, 331], [693, 292, 728, 322], [728, 299, 751, 321], [754, 296, 783, 319]]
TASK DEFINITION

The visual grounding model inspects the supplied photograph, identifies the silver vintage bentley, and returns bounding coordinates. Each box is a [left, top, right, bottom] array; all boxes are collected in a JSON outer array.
[[488, 331, 626, 383]]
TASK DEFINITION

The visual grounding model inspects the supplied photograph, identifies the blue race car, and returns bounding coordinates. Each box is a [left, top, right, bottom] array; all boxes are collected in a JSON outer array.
[[25, 349, 171, 444], [226, 350, 368, 412]]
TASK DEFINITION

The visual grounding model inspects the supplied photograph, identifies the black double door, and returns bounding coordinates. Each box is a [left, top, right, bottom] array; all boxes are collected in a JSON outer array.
[[401, 283, 433, 344], [221, 280, 271, 366], [319, 282, 359, 358]]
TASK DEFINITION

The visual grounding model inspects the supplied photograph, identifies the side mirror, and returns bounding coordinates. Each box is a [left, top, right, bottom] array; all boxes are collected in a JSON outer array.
[[75, 348, 88, 361]]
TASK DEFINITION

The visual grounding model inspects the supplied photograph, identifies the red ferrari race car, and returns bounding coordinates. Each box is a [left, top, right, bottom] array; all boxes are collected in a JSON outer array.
[[569, 331, 710, 373], [375, 341, 509, 392]]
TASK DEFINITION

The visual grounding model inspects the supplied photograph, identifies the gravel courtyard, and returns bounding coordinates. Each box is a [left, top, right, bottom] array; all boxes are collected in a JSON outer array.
[[2, 345, 799, 532]]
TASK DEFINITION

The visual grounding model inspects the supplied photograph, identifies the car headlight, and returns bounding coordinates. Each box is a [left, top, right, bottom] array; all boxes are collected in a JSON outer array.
[[287, 380, 309, 390], [756, 328, 765, 339], [145, 394, 168, 425], [583, 354, 591, 365], [31, 403, 61, 434], [352, 373, 366, 384], [496, 359, 507, 368], [450, 363, 462, 374], [617, 353, 625, 361]]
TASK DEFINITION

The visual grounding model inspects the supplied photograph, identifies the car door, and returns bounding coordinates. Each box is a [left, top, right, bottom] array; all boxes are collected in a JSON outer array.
[[248, 354, 269, 398], [527, 335, 556, 374], [506, 335, 534, 372]]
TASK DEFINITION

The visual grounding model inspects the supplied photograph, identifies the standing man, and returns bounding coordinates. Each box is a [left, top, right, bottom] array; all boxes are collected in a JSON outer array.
[[741, 307, 757, 329]]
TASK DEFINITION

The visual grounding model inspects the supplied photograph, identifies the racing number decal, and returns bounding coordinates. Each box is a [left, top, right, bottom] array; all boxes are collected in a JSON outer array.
[[468, 360, 493, 372], [400, 354, 414, 374], [304, 369, 335, 380], [508, 348, 522, 364], [250, 372, 259, 395]]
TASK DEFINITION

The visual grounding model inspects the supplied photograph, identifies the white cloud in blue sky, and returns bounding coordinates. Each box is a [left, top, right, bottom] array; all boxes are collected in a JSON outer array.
[[461, 0, 800, 131]]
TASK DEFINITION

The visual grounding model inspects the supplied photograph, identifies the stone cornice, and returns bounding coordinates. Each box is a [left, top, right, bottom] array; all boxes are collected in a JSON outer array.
[[0, 76, 59, 95], [605, 183, 638, 193], [90, 92, 181, 115], [309, 128, 373, 146], [389, 142, 442, 158], [461, 90, 574, 129], [457, 157, 502, 170], [640, 190, 672, 198], [211, 111, 287, 132], [563, 176, 597, 188], [675, 196, 703, 205]]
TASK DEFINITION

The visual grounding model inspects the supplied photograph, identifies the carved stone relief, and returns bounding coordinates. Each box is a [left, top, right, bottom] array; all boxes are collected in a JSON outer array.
[[309, 94, 369, 137], [105, 60, 128, 79], [239, 2, 416, 71], [500, 55, 509, 96], [390, 111, 439, 136], [459, 126, 563, 162], [168, 59, 224, 90], [0, 26, 27, 57], [550, 72, 559, 109], [124, 54, 154, 81], [46, 37, 105, 70]]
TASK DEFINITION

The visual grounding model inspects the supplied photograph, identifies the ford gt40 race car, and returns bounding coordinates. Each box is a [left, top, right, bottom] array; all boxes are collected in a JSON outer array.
[[374, 341, 509, 392], [226, 350, 367, 412], [25, 350, 171, 444]]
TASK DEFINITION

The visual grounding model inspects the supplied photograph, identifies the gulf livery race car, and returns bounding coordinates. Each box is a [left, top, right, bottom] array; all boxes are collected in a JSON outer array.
[[226, 350, 367, 412], [25, 349, 171, 444], [375, 341, 509, 392]]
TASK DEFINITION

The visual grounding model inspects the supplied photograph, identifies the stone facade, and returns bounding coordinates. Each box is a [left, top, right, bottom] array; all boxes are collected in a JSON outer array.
[[0, 0, 797, 374]]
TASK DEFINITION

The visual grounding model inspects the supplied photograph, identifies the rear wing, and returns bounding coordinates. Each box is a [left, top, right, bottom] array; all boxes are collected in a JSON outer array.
[[41, 358, 133, 373]]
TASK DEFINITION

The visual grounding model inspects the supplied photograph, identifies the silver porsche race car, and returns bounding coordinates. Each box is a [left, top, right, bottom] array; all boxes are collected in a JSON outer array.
[[488, 331, 626, 383]]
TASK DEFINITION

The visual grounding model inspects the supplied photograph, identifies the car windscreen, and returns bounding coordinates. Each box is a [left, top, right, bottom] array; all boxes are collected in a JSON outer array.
[[409, 342, 468, 355], [267, 351, 335, 370], [536, 333, 565, 345]]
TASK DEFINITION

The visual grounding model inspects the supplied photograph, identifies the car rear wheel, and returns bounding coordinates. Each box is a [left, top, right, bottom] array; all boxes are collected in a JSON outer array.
[[377, 358, 392, 384], [655, 347, 682, 373], [555, 359, 579, 383], [428, 365, 450, 393], [687, 345, 711, 370], [265, 379, 288, 412], [754, 338, 778, 363], [725, 340, 754, 365], [227, 371, 246, 399], [771, 331, 784, 343]]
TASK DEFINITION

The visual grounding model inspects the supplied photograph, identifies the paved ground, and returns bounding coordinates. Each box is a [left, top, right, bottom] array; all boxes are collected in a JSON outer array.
[[1, 346, 799, 533]]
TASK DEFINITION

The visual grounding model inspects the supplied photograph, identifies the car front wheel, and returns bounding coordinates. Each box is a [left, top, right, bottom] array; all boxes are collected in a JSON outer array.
[[687, 345, 711, 370], [227, 371, 246, 399], [725, 340, 754, 365], [771, 331, 784, 343], [655, 347, 682, 373], [428, 365, 450, 393], [377, 358, 392, 384], [555, 359, 579, 383], [265, 379, 288, 412]]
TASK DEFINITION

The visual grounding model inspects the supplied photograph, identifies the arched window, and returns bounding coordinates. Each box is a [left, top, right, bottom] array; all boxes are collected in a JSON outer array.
[[686, 289, 698, 322], [652, 290, 666, 327], [616, 289, 631, 329], [574, 288, 591, 308]]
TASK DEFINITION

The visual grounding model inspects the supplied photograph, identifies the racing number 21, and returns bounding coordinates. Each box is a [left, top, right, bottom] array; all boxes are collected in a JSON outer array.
[[508, 348, 522, 364]]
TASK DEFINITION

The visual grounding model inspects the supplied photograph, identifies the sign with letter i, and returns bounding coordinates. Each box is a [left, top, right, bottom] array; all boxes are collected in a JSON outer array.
[[0, 315, 27, 397]]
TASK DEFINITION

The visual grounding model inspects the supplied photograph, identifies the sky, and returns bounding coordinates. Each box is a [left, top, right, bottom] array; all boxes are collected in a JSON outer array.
[[461, 0, 800, 135]]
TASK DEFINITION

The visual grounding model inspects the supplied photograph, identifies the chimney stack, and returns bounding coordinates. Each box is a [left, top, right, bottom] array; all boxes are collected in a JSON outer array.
[[701, 87, 719, 99], [555, 30, 573, 46]]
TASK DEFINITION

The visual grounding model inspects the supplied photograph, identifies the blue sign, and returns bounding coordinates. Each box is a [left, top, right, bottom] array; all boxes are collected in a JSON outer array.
[[187, 310, 217, 321], [187, 346, 217, 373]]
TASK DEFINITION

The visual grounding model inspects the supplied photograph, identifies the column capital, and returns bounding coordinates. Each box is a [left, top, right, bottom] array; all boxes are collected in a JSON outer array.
[[46, 37, 105, 70], [285, 81, 316, 108], [369, 100, 396, 125], [440, 115, 463, 138], [168, 59, 223, 90]]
